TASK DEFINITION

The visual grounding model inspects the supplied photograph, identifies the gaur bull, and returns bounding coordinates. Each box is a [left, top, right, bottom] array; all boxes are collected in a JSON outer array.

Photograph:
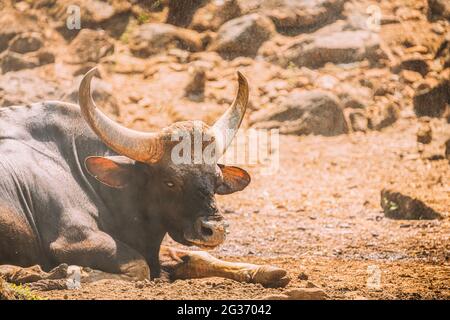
[[0, 68, 289, 289]]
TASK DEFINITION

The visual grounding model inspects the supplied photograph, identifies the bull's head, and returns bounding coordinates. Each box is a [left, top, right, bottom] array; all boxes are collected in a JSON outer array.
[[79, 67, 250, 249]]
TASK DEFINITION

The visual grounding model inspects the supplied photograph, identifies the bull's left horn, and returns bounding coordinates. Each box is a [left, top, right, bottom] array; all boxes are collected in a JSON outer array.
[[211, 71, 249, 158], [79, 67, 165, 163]]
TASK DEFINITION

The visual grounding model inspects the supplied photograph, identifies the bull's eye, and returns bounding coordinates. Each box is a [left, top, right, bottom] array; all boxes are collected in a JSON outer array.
[[165, 181, 175, 188]]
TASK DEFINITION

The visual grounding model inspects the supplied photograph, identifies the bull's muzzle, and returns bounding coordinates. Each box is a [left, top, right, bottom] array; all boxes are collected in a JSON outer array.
[[184, 216, 227, 249]]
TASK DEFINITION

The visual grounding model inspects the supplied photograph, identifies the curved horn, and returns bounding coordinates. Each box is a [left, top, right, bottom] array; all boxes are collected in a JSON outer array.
[[79, 67, 164, 164], [211, 71, 249, 158]]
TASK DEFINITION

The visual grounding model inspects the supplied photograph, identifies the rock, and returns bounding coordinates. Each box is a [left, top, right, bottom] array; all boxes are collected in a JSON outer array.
[[393, 55, 429, 76], [63, 75, 120, 116], [9, 32, 44, 54], [284, 288, 328, 300], [297, 272, 309, 281], [413, 78, 449, 117], [209, 13, 275, 59], [260, 0, 345, 35], [0, 51, 38, 73], [191, 0, 242, 31], [435, 36, 450, 69], [46, 0, 132, 39], [0, 9, 42, 53], [184, 67, 206, 102], [276, 30, 381, 68], [129, 23, 203, 58], [262, 287, 328, 300], [348, 110, 369, 132], [416, 121, 432, 145], [400, 70, 423, 83], [380, 189, 442, 220], [66, 29, 114, 64], [250, 90, 348, 136], [0, 49, 54, 74], [445, 138, 450, 161], [0, 69, 60, 106], [367, 102, 398, 130], [237, 0, 346, 33], [428, 0, 450, 20], [166, 0, 206, 28], [337, 84, 372, 109]]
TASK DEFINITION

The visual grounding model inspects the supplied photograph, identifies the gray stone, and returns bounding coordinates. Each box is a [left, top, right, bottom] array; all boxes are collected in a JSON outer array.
[[277, 30, 381, 68], [9, 32, 44, 54], [0, 9, 41, 53], [250, 90, 348, 136], [259, 0, 346, 35], [208, 13, 275, 59], [66, 29, 114, 64], [428, 0, 450, 20], [191, 0, 242, 31], [129, 23, 203, 58], [367, 102, 398, 130]]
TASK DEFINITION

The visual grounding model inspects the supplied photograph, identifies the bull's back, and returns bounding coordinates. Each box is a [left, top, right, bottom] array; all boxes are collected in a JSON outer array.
[[0, 101, 106, 268]]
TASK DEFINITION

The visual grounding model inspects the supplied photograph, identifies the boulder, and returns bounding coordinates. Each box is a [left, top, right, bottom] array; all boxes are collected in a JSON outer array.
[[393, 55, 429, 76], [66, 29, 114, 64], [129, 23, 203, 58], [166, 0, 206, 28], [381, 189, 442, 220], [0, 51, 39, 73], [413, 78, 449, 117], [258, 0, 346, 35], [45, 0, 132, 39], [184, 67, 206, 102], [0, 50, 55, 74], [191, 0, 242, 31], [250, 90, 348, 136], [0, 9, 41, 53], [367, 101, 398, 130], [276, 30, 381, 68], [208, 13, 275, 59], [9, 32, 44, 54], [428, 0, 450, 20], [347, 110, 369, 132]]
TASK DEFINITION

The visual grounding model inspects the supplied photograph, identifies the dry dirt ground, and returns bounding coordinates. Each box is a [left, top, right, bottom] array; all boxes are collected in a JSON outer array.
[[40, 118, 450, 300]]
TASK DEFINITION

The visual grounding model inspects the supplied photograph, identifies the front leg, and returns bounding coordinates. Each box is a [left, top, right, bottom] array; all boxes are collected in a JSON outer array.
[[159, 246, 290, 288], [49, 230, 150, 281]]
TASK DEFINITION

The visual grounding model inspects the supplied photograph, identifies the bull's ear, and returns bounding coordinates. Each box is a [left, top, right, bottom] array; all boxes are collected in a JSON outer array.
[[217, 164, 251, 195], [84, 156, 136, 188]]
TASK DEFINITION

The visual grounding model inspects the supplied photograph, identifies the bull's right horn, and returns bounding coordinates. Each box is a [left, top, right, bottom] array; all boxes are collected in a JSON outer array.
[[79, 67, 165, 164]]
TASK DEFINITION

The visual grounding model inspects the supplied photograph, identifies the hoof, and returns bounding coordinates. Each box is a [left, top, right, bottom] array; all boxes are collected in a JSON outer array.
[[251, 265, 290, 288]]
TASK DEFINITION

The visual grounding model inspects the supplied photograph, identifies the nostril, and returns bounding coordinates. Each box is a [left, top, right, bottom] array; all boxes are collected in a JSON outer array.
[[201, 225, 213, 237]]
